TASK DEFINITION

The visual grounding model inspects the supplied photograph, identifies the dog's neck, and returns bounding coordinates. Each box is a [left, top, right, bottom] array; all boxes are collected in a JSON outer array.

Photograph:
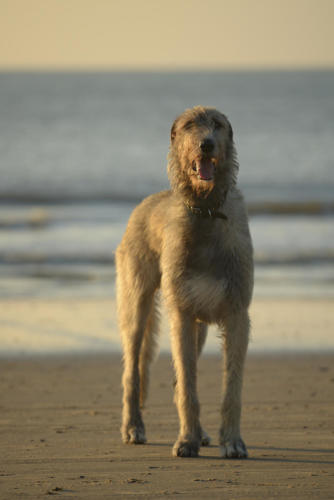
[[183, 187, 229, 220]]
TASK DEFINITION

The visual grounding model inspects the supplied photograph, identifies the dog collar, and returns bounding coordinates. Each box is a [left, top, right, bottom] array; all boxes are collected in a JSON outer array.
[[185, 202, 227, 220]]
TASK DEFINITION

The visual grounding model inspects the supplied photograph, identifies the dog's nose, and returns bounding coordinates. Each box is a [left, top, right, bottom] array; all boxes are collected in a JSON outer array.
[[200, 138, 214, 153]]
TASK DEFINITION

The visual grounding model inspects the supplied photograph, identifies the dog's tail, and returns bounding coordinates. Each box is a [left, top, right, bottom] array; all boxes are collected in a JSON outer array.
[[139, 294, 160, 408]]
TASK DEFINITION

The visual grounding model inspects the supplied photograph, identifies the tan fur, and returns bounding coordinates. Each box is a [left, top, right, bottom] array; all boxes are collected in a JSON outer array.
[[116, 106, 253, 458]]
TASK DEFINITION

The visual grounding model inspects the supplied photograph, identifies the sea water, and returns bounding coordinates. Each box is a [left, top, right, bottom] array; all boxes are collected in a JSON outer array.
[[0, 71, 333, 353]]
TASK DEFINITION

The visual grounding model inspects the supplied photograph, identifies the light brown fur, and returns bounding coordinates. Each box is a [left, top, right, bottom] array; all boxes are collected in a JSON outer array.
[[116, 106, 253, 458]]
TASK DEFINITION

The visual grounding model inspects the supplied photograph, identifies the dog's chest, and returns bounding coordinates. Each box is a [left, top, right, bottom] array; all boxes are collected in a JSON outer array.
[[185, 226, 230, 278], [178, 225, 251, 319]]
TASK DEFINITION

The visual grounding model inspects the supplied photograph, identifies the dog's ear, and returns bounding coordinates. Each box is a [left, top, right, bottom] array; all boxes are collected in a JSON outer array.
[[170, 119, 178, 143], [219, 112, 233, 141], [228, 122, 233, 141]]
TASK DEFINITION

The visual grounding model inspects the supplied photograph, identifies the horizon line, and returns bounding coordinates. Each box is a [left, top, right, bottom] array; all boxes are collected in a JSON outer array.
[[1, 65, 334, 73]]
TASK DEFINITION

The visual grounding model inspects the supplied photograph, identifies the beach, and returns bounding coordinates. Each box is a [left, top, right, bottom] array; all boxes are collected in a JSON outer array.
[[1, 354, 333, 498], [0, 70, 333, 498], [1, 298, 334, 499]]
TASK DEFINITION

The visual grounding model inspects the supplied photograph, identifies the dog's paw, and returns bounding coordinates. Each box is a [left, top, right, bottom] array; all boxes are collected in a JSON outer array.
[[219, 437, 248, 459], [172, 439, 200, 458], [122, 425, 147, 445], [201, 429, 211, 446]]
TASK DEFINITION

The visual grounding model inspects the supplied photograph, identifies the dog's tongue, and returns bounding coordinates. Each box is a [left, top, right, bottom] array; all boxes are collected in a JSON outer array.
[[198, 159, 215, 180]]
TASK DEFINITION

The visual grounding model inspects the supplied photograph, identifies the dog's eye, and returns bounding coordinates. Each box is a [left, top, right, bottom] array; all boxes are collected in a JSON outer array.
[[213, 119, 223, 130], [184, 120, 194, 131]]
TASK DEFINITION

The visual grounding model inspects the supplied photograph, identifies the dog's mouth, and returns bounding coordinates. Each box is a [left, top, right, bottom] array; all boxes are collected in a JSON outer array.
[[192, 158, 217, 181]]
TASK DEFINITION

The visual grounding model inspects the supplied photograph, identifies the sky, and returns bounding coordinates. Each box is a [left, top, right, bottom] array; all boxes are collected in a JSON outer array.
[[1, 0, 334, 70]]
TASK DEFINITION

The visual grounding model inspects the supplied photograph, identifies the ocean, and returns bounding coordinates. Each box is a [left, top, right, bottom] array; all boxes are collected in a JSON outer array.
[[0, 71, 333, 301]]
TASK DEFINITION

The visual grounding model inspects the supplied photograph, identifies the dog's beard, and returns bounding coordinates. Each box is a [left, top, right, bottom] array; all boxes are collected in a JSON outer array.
[[189, 168, 215, 197]]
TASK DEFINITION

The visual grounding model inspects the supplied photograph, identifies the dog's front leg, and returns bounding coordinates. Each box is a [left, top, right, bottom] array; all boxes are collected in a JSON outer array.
[[219, 309, 249, 458], [170, 311, 201, 457], [121, 333, 147, 445], [120, 297, 153, 445]]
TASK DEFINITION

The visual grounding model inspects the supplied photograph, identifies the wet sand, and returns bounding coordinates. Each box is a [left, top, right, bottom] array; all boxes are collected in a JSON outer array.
[[1, 298, 334, 354], [1, 353, 333, 498]]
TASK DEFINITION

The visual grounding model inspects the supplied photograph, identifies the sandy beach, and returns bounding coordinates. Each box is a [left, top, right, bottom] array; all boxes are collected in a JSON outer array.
[[1, 348, 334, 497]]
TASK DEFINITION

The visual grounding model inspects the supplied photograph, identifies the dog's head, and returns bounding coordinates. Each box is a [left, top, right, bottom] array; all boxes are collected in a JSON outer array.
[[168, 106, 238, 203]]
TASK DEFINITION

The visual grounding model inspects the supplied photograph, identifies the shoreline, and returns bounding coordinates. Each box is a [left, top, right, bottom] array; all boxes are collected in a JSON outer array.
[[0, 297, 333, 355]]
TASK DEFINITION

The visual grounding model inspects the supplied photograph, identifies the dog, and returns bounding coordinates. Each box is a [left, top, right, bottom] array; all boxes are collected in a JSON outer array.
[[116, 106, 253, 458]]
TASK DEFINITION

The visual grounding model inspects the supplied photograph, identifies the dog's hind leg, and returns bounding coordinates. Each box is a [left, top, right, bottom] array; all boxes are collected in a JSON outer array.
[[139, 294, 160, 408], [196, 321, 208, 358], [219, 309, 249, 458]]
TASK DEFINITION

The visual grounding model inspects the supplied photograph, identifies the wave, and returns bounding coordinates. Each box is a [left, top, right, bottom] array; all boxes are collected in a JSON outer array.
[[0, 192, 144, 205], [255, 252, 334, 266], [0, 253, 116, 265], [1, 251, 334, 267], [0, 199, 333, 230], [247, 201, 334, 215]]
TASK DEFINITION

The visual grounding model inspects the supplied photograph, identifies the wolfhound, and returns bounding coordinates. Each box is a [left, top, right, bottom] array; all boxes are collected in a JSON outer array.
[[116, 106, 253, 458]]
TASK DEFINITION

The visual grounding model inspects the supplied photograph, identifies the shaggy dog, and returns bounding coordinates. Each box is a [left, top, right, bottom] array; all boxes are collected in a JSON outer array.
[[116, 106, 253, 458]]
